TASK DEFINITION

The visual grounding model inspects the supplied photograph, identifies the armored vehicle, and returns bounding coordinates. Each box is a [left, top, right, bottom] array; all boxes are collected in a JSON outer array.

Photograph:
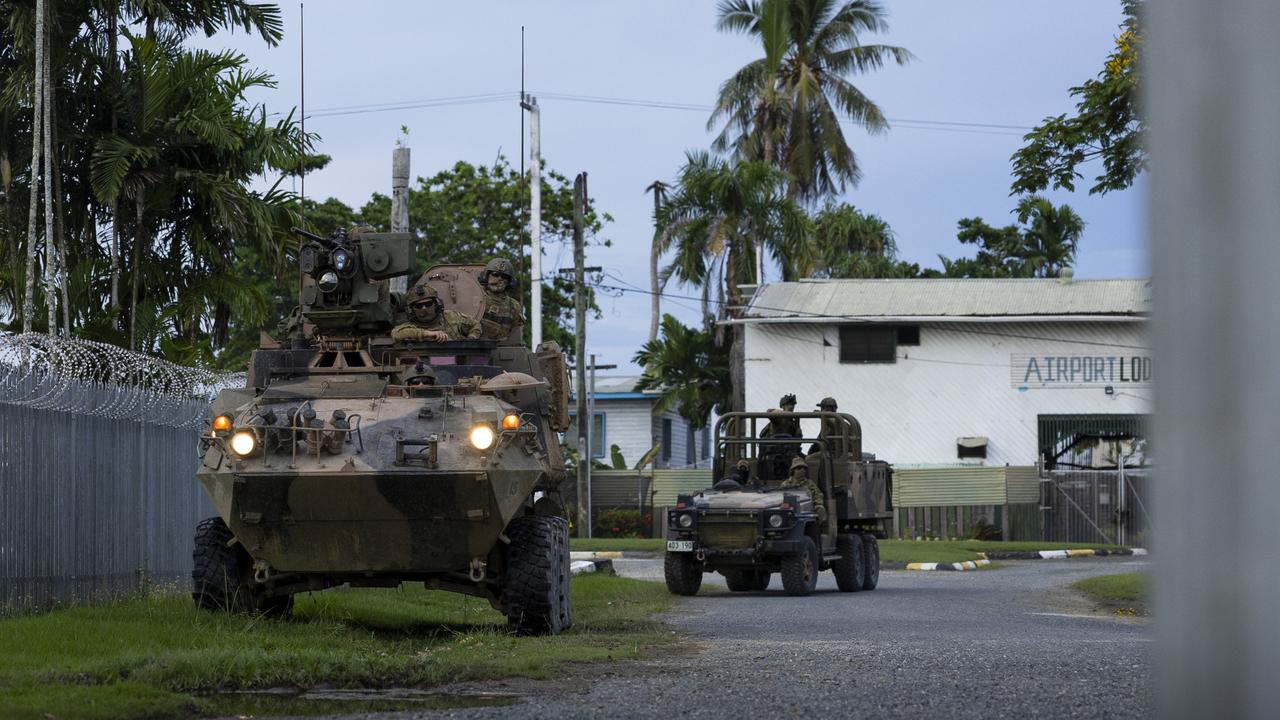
[[664, 411, 892, 597], [193, 227, 574, 634]]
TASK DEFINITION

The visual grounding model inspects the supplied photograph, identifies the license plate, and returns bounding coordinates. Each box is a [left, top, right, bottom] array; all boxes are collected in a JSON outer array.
[[667, 540, 694, 552]]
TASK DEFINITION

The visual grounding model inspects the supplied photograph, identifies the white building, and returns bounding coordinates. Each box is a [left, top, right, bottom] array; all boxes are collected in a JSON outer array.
[[571, 376, 712, 470], [736, 278, 1151, 467]]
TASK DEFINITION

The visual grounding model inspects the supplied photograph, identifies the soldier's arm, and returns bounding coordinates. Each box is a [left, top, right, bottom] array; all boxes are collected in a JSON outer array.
[[461, 313, 481, 340], [391, 323, 422, 342]]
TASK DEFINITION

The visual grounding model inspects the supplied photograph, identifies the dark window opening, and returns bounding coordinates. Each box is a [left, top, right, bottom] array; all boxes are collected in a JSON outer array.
[[662, 419, 673, 461], [896, 325, 920, 346], [701, 428, 710, 460], [686, 426, 696, 465], [839, 326, 897, 363]]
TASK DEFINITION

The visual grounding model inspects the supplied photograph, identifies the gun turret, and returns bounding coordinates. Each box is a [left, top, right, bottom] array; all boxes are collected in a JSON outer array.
[[292, 227, 415, 335]]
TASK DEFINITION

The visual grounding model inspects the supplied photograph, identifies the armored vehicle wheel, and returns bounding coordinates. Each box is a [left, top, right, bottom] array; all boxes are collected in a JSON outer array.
[[860, 533, 880, 590], [723, 570, 753, 592], [192, 517, 293, 617], [664, 552, 702, 596], [750, 571, 772, 591], [503, 515, 572, 635], [833, 533, 866, 592], [781, 536, 819, 596]]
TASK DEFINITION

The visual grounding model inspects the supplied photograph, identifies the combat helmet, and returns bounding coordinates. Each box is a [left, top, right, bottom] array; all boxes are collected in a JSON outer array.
[[790, 456, 808, 472], [407, 283, 441, 308], [817, 396, 838, 410], [779, 393, 797, 408], [482, 258, 517, 287]]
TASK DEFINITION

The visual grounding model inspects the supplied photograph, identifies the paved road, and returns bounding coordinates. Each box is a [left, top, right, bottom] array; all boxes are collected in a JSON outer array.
[[386, 557, 1152, 719]]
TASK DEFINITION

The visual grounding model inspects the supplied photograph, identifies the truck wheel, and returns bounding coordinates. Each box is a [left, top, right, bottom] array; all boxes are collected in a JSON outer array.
[[781, 536, 819, 596], [723, 570, 753, 592], [504, 515, 573, 635], [833, 533, 866, 592], [750, 571, 772, 591], [860, 533, 880, 590], [192, 517, 293, 617], [664, 553, 702, 596]]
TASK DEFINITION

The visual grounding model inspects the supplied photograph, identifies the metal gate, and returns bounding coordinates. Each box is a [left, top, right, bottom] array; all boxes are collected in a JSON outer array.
[[1040, 467, 1151, 545]]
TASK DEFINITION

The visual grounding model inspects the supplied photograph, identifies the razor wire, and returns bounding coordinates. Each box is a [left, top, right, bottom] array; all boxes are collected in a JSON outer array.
[[0, 333, 245, 429]]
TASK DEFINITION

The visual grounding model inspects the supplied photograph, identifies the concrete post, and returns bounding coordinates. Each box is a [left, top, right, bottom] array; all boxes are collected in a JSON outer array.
[[389, 146, 410, 295], [1150, 2, 1280, 717]]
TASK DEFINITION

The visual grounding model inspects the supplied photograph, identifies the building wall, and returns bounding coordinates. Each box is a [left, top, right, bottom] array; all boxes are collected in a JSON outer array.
[[590, 399, 655, 467], [744, 320, 1150, 466]]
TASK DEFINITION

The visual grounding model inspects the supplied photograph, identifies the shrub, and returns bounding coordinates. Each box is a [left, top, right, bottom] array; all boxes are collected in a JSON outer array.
[[593, 508, 652, 538]]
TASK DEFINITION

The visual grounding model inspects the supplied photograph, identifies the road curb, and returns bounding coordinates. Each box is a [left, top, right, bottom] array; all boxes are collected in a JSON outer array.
[[569, 558, 615, 576], [980, 548, 1148, 560], [903, 559, 991, 571]]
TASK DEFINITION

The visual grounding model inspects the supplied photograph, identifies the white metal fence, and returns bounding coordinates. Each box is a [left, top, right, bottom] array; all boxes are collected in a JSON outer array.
[[0, 334, 240, 614]]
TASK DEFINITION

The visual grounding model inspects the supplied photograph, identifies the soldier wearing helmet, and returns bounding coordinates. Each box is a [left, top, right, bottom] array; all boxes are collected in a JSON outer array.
[[392, 284, 480, 343], [808, 397, 843, 456], [760, 393, 800, 439], [477, 257, 525, 343], [780, 456, 826, 519]]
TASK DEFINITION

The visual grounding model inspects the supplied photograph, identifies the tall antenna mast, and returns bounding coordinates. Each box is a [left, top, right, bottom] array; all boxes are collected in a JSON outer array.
[[299, 2, 306, 218]]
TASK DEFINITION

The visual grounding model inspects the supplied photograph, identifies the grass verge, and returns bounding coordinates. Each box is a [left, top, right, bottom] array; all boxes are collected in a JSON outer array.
[[1072, 572, 1149, 605], [0, 574, 673, 720]]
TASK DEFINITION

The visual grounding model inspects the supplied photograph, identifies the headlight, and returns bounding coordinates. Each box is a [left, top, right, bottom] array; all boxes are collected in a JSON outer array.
[[317, 271, 339, 292], [230, 431, 257, 456], [332, 248, 352, 272], [768, 513, 784, 528], [677, 513, 694, 529], [469, 424, 496, 450]]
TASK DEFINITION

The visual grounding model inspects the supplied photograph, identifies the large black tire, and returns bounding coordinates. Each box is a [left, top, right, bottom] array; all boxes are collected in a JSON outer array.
[[664, 552, 702, 596], [723, 570, 753, 592], [192, 517, 293, 617], [833, 533, 866, 592], [750, 571, 772, 591], [504, 515, 573, 635], [781, 536, 820, 596], [860, 533, 880, 591]]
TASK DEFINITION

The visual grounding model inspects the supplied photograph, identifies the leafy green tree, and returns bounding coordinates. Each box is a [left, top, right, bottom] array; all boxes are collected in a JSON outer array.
[[1010, 0, 1144, 195], [711, 0, 913, 203], [809, 201, 918, 278], [634, 314, 731, 430], [941, 196, 1084, 278]]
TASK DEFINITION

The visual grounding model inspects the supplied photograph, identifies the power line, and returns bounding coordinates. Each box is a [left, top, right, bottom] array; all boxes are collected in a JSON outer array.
[[271, 89, 1034, 136]]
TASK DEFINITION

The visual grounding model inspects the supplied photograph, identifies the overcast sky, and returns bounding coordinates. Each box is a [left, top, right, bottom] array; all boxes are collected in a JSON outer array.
[[195, 0, 1145, 373]]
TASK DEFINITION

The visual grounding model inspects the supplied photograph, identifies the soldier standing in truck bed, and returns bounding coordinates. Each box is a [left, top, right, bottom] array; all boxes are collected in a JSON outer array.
[[477, 258, 525, 343]]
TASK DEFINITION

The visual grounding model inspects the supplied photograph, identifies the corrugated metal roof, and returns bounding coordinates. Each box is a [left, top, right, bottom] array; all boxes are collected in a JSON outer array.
[[742, 278, 1151, 320], [587, 375, 661, 396]]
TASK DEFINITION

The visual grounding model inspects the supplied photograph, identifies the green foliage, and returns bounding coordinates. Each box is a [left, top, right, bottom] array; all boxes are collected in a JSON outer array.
[[634, 314, 731, 429], [1010, 0, 1145, 195], [940, 196, 1084, 278], [711, 0, 914, 203], [809, 201, 920, 278], [1072, 571, 1148, 603]]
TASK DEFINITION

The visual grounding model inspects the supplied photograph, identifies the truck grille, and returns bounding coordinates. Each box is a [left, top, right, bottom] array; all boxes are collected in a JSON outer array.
[[700, 522, 757, 550]]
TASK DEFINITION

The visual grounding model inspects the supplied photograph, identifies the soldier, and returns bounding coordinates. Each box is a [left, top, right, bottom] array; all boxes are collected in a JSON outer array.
[[760, 394, 800, 438], [808, 397, 843, 456], [780, 456, 826, 519], [477, 258, 525, 342], [392, 284, 480, 342]]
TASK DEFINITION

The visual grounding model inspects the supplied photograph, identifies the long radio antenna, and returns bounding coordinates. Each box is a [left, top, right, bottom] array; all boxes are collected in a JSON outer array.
[[299, 2, 306, 220]]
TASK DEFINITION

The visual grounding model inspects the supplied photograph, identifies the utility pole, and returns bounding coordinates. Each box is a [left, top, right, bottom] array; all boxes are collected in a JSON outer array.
[[645, 180, 667, 344], [389, 144, 409, 294], [584, 355, 617, 539], [572, 172, 588, 537], [521, 94, 542, 348]]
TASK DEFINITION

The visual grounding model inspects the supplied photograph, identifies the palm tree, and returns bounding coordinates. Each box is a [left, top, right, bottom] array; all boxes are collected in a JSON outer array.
[[809, 201, 900, 277], [710, 0, 913, 203], [634, 314, 731, 429], [1014, 195, 1084, 278], [644, 179, 667, 344], [656, 151, 810, 411]]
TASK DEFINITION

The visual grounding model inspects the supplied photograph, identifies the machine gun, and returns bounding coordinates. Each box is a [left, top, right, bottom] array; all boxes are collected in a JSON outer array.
[[291, 226, 415, 335]]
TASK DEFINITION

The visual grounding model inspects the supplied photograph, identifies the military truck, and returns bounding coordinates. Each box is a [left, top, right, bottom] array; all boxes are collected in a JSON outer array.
[[193, 227, 574, 634], [664, 411, 892, 597]]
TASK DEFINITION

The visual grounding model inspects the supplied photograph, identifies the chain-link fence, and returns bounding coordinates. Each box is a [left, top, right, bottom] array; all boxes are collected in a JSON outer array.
[[0, 333, 242, 614]]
